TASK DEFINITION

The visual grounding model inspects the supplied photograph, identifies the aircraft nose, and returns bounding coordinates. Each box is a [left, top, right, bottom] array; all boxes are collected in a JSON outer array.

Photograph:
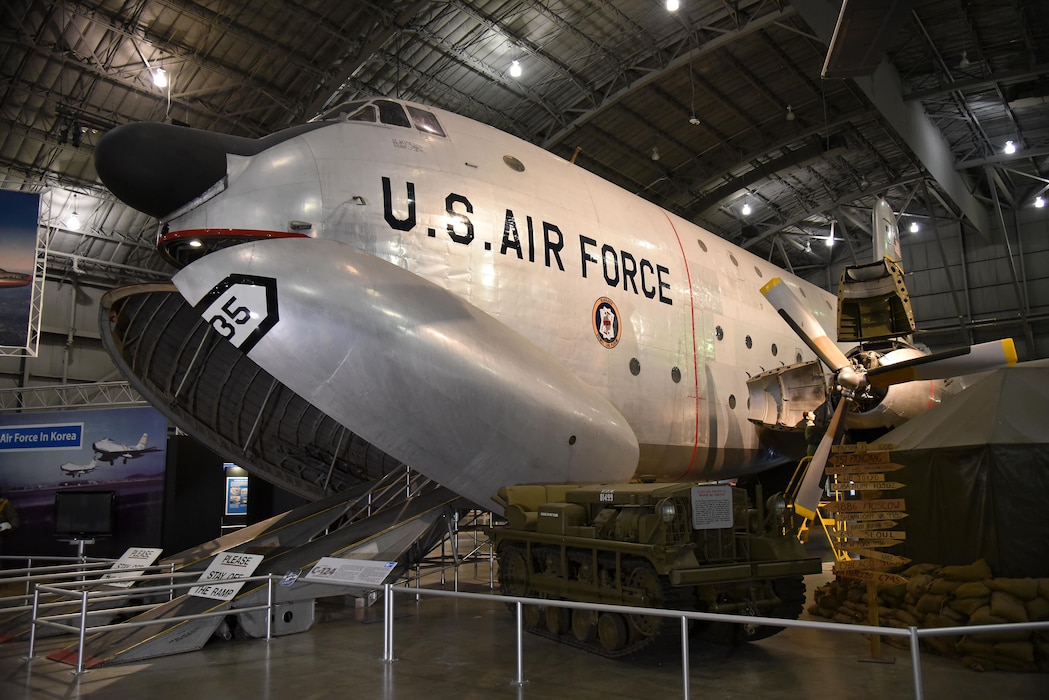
[[95, 122, 229, 219]]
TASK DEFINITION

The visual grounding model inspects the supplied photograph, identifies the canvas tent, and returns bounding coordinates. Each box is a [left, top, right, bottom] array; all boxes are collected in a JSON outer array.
[[878, 360, 1049, 577]]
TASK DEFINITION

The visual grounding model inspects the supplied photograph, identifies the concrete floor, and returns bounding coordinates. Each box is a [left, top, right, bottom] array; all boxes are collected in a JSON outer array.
[[1, 565, 1047, 700]]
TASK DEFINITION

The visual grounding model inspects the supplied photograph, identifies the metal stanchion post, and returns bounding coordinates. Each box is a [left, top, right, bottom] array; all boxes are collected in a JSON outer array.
[[266, 576, 274, 640], [909, 626, 924, 700], [513, 601, 526, 687], [382, 582, 394, 662], [681, 616, 690, 700], [75, 588, 89, 675], [26, 584, 40, 659]]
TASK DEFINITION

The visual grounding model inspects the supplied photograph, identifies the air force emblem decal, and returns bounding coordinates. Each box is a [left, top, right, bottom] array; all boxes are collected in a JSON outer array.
[[592, 297, 621, 348]]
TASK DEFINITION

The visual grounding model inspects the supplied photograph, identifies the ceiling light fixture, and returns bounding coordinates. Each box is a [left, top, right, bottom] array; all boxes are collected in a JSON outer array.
[[651, 146, 660, 161], [509, 60, 522, 78], [688, 60, 700, 126], [666, 0, 680, 11], [909, 221, 920, 233], [959, 51, 970, 69], [67, 194, 81, 231], [826, 220, 836, 247], [1004, 140, 1016, 155], [741, 202, 752, 216], [152, 67, 168, 88], [786, 105, 795, 121], [1036, 196, 1046, 209]]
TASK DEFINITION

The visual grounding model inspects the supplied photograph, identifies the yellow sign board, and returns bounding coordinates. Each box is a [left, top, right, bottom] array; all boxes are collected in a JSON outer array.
[[840, 538, 904, 548], [845, 548, 911, 565], [836, 520, 898, 531], [834, 559, 892, 572], [832, 472, 886, 483], [825, 462, 904, 475], [836, 569, 908, 585], [823, 498, 906, 513], [839, 511, 908, 522], [830, 450, 891, 465], [829, 481, 904, 492]]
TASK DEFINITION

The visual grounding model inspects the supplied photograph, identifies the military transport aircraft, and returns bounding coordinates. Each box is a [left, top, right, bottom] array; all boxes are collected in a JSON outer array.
[[60, 459, 99, 477], [92, 434, 161, 464], [94, 97, 1015, 515], [0, 267, 32, 288]]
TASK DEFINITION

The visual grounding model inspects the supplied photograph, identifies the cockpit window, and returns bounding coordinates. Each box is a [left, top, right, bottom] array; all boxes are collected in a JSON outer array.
[[315, 101, 373, 122], [314, 100, 443, 136], [375, 100, 411, 128], [407, 106, 446, 137]]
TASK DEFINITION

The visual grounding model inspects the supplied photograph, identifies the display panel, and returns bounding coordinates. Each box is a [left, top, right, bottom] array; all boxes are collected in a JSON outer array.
[[54, 490, 115, 539]]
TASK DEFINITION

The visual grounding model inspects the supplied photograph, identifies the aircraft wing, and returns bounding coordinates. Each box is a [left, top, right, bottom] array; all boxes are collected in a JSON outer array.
[[172, 238, 640, 511]]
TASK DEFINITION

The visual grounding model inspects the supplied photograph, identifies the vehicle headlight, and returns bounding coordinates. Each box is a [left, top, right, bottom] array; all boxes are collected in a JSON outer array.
[[658, 499, 677, 523], [766, 493, 787, 518]]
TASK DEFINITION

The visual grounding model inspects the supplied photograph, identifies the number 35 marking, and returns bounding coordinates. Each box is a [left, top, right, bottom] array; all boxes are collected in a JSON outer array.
[[194, 275, 279, 354]]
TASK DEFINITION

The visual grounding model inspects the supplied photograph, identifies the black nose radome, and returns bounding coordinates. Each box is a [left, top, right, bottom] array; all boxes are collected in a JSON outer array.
[[95, 121, 333, 220], [95, 122, 230, 219]]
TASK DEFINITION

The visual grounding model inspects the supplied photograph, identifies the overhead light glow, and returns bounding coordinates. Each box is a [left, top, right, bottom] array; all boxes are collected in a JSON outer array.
[[1003, 140, 1016, 155], [651, 146, 660, 161], [786, 105, 795, 121], [909, 221, 919, 233], [66, 193, 81, 231], [188, 240, 203, 248], [152, 67, 168, 88], [741, 202, 752, 216], [666, 0, 681, 11], [1036, 196, 1046, 209], [509, 60, 522, 78]]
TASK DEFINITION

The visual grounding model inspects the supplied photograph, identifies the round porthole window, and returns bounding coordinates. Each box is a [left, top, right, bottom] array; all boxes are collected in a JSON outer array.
[[697, 239, 708, 252], [503, 155, 525, 172], [715, 326, 724, 341], [629, 358, 641, 376], [671, 367, 681, 383], [745, 335, 753, 349]]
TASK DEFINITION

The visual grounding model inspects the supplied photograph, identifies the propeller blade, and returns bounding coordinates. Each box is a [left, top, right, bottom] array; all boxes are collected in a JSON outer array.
[[794, 398, 848, 520], [867, 338, 1017, 389], [761, 278, 850, 372]]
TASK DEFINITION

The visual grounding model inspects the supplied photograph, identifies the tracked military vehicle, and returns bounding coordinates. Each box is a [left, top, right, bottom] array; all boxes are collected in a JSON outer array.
[[488, 481, 820, 657]]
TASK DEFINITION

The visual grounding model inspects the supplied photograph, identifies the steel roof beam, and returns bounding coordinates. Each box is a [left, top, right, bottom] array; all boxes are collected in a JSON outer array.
[[791, 0, 993, 238]]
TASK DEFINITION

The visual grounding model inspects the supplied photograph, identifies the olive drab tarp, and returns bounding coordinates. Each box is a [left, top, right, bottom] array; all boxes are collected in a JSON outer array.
[[879, 360, 1049, 578]]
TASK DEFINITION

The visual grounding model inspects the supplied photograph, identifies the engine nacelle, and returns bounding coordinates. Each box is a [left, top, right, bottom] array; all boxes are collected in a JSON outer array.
[[844, 344, 957, 430]]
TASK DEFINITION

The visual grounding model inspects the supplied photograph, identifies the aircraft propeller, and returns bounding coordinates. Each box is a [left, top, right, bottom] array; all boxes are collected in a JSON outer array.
[[760, 277, 1017, 519]]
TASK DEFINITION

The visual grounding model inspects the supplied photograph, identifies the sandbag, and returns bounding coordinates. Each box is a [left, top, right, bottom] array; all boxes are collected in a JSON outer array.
[[955, 581, 991, 599], [989, 591, 1029, 624], [941, 559, 994, 581], [986, 578, 1040, 601]]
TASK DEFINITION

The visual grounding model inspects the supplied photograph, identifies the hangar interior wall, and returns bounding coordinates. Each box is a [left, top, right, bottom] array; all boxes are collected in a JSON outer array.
[[809, 208, 1049, 360]]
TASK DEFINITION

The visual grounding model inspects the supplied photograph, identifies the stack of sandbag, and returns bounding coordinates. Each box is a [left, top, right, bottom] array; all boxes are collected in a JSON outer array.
[[808, 559, 1049, 672]]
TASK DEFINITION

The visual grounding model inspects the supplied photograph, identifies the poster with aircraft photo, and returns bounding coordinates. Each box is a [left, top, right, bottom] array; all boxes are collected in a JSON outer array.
[[0, 405, 167, 556]]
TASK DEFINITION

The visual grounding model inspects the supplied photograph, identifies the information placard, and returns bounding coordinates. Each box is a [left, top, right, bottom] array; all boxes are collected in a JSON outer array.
[[101, 547, 163, 588], [690, 485, 733, 530], [188, 552, 263, 600], [303, 557, 397, 587]]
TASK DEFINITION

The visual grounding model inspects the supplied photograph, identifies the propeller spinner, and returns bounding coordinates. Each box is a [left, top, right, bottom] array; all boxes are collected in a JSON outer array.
[[760, 277, 1017, 519]]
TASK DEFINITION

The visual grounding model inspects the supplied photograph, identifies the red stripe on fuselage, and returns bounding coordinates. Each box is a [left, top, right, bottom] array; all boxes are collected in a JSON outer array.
[[159, 228, 310, 245], [661, 211, 701, 478]]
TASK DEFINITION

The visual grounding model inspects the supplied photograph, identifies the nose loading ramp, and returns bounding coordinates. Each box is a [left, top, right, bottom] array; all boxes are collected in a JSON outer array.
[[48, 471, 462, 668], [100, 283, 409, 501]]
